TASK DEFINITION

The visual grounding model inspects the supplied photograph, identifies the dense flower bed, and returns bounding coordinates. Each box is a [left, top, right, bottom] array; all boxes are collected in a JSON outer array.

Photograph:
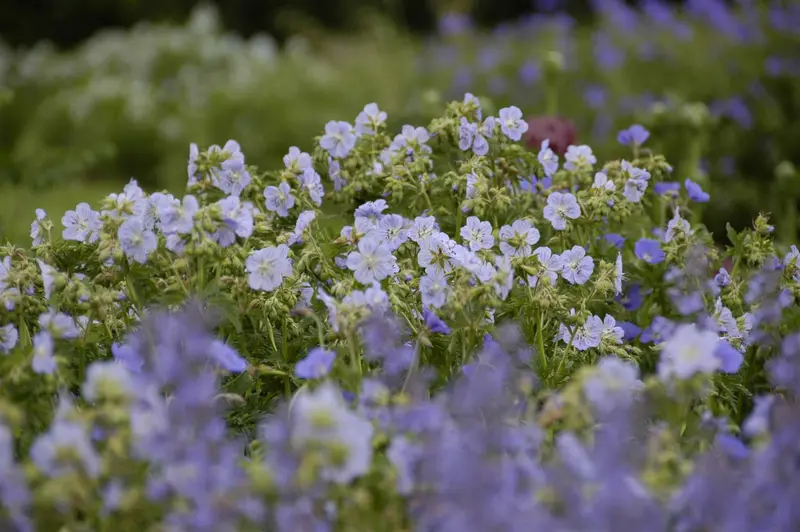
[[1, 95, 799, 530]]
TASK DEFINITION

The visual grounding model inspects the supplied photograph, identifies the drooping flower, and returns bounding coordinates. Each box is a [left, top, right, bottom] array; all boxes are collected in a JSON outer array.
[[299, 167, 325, 206], [537, 139, 560, 177], [30, 208, 48, 246], [245, 245, 293, 292], [685, 178, 710, 203], [617, 124, 650, 147]]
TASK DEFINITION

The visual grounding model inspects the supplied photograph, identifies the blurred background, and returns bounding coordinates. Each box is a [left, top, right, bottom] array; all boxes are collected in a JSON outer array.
[[0, 0, 798, 245]]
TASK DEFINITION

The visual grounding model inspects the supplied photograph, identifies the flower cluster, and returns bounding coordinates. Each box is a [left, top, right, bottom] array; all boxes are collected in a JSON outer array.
[[1, 94, 799, 528]]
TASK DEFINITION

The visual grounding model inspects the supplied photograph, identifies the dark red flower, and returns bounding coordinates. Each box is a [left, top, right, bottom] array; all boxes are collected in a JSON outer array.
[[523, 116, 577, 156]]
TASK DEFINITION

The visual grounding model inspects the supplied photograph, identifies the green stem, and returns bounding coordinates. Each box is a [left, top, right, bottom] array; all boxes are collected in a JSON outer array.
[[282, 317, 290, 396], [536, 307, 546, 372]]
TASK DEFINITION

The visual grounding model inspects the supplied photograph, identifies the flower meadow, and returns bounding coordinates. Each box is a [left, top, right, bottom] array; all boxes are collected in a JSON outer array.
[[2, 94, 800, 530]]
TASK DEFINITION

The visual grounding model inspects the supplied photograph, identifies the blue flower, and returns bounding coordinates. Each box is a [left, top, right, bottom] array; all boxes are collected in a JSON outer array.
[[543, 192, 580, 230], [560, 246, 594, 285], [264, 181, 296, 217], [245, 245, 293, 292], [209, 340, 248, 373], [295, 347, 336, 379], [0, 324, 18, 355], [213, 196, 254, 247], [685, 178, 710, 202], [373, 214, 409, 251], [423, 308, 451, 334], [320, 120, 357, 159], [346, 236, 397, 285], [654, 181, 680, 196], [118, 216, 158, 264], [498, 106, 529, 141], [604, 233, 625, 248], [617, 124, 650, 147], [634, 238, 665, 264], [713, 340, 744, 373]]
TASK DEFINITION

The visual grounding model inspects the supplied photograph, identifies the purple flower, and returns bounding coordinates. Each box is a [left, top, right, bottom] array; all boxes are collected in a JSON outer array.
[[685, 178, 710, 202], [618, 321, 643, 341], [560, 246, 594, 285], [499, 219, 540, 257], [617, 124, 650, 147], [634, 238, 665, 264], [346, 237, 397, 285], [283, 146, 313, 173], [537, 139, 559, 177], [564, 145, 597, 172], [245, 245, 293, 291], [583, 356, 642, 414], [264, 182, 296, 217], [543, 191, 581, 230], [355, 103, 387, 135], [288, 210, 317, 246], [298, 168, 325, 206], [460, 216, 494, 251], [62, 203, 102, 244], [295, 348, 336, 379], [714, 268, 732, 287], [320, 120, 357, 159], [498, 106, 529, 141], [30, 208, 47, 246]]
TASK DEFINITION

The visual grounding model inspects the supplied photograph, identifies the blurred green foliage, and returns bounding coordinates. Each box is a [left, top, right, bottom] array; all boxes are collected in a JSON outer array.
[[0, 3, 798, 247]]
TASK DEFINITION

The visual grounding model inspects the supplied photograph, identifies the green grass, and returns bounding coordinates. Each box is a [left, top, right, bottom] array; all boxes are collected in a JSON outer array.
[[0, 181, 122, 245]]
